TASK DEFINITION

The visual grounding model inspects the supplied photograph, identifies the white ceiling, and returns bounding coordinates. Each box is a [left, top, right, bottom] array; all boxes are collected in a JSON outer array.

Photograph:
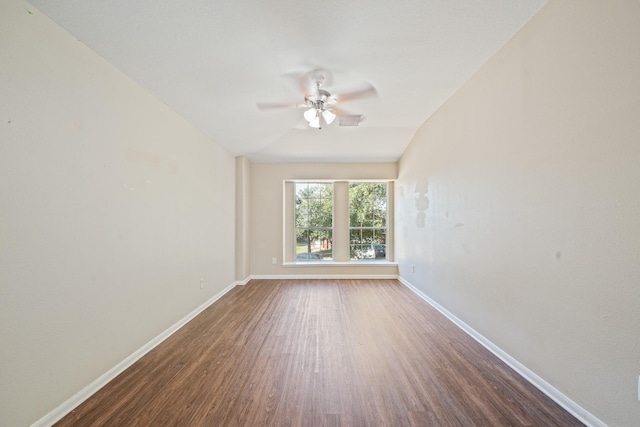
[[30, 0, 547, 163]]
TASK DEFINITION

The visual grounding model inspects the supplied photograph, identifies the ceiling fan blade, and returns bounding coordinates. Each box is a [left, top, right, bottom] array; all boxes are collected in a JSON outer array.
[[256, 101, 308, 111], [328, 106, 356, 117], [332, 82, 377, 103]]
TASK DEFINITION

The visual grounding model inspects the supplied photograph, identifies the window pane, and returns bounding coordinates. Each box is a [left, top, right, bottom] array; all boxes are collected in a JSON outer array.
[[361, 228, 375, 243], [295, 182, 333, 261], [350, 243, 375, 260], [373, 243, 386, 259], [295, 205, 308, 227], [373, 211, 386, 227], [349, 182, 387, 261], [349, 229, 362, 244], [296, 229, 332, 261], [372, 230, 386, 245], [349, 184, 386, 223]]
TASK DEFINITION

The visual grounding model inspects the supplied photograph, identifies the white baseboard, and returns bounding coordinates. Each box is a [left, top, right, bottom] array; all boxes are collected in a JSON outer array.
[[235, 277, 252, 286], [32, 281, 237, 427], [396, 276, 606, 427], [249, 274, 399, 280]]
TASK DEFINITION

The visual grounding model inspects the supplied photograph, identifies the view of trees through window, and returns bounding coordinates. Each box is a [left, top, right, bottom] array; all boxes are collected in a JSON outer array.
[[294, 181, 388, 262], [349, 183, 387, 260], [295, 182, 333, 261]]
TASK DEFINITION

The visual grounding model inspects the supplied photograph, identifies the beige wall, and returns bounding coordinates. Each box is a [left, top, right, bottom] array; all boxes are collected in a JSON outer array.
[[4, 0, 638, 425], [396, 1, 640, 425], [0, 2, 236, 426], [249, 162, 398, 277]]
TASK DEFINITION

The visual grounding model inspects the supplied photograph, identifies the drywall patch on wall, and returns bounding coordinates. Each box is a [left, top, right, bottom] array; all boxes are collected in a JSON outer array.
[[414, 178, 430, 228]]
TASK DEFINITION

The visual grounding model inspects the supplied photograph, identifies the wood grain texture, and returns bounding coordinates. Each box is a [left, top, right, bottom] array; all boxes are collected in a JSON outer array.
[[56, 279, 583, 426]]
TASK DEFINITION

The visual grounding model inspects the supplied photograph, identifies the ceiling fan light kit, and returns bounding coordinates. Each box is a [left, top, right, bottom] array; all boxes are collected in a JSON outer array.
[[303, 107, 336, 129]]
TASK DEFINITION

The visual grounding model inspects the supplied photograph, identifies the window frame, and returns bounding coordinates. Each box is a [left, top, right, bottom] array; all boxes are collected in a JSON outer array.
[[348, 182, 389, 261], [293, 182, 334, 262], [284, 179, 395, 266]]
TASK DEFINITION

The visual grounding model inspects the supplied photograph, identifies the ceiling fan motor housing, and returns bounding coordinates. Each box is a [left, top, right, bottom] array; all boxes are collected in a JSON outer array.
[[305, 89, 333, 107]]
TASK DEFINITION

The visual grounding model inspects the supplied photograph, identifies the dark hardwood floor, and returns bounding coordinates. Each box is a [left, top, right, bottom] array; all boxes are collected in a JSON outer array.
[[56, 279, 582, 426]]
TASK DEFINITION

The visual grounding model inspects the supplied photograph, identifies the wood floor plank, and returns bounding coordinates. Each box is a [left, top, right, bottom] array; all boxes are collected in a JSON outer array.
[[56, 279, 583, 426]]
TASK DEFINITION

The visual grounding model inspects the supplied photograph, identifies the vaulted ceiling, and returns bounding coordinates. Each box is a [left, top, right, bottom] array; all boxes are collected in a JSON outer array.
[[30, 0, 547, 162]]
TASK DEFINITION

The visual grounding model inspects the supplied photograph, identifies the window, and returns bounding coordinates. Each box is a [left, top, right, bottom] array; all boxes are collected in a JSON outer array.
[[286, 180, 392, 264], [295, 182, 333, 261], [349, 183, 387, 260]]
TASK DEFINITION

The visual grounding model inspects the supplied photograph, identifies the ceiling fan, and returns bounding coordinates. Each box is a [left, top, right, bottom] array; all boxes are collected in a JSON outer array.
[[257, 69, 377, 129]]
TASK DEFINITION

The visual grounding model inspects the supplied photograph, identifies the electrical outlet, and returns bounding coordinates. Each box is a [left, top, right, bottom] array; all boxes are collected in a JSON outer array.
[[200, 278, 204, 289], [411, 264, 415, 273], [272, 257, 277, 265]]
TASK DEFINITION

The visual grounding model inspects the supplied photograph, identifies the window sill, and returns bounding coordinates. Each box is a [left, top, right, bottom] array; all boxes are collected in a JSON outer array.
[[283, 261, 398, 268]]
